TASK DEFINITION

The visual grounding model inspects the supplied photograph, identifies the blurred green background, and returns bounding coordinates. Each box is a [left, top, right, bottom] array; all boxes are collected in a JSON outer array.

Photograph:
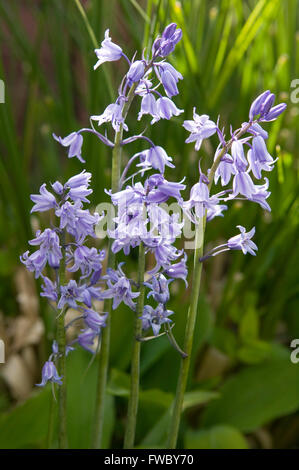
[[0, 0, 298, 449]]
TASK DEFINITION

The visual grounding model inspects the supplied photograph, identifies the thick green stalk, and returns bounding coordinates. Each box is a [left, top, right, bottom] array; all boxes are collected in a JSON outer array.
[[124, 242, 145, 449], [93, 83, 139, 448], [167, 122, 254, 448]]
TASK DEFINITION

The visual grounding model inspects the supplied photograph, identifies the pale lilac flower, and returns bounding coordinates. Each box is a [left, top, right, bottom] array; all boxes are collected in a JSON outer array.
[[77, 328, 98, 353], [153, 23, 182, 57], [65, 170, 92, 189], [231, 140, 248, 172], [140, 304, 173, 336], [36, 361, 62, 387], [91, 102, 128, 132], [67, 246, 105, 278], [127, 60, 145, 84], [84, 309, 107, 332], [183, 110, 217, 151], [137, 145, 175, 173], [29, 229, 62, 269], [233, 171, 256, 198], [94, 29, 123, 69], [57, 280, 85, 309], [41, 276, 58, 302], [227, 225, 258, 256], [100, 264, 140, 310], [53, 132, 84, 163], [138, 93, 159, 121], [30, 184, 57, 213], [145, 274, 172, 304], [155, 97, 183, 121], [214, 152, 235, 186]]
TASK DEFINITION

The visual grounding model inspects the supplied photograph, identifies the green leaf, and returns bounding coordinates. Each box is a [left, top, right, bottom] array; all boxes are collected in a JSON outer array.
[[0, 388, 52, 449], [202, 351, 299, 432], [185, 425, 248, 449]]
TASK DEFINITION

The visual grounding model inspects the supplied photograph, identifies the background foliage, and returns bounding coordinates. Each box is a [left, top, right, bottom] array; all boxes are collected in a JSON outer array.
[[0, 0, 298, 449]]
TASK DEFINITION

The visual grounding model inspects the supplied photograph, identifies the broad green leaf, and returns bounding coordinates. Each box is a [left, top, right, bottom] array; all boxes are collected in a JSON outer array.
[[202, 352, 299, 432], [0, 388, 52, 449], [185, 425, 248, 449]]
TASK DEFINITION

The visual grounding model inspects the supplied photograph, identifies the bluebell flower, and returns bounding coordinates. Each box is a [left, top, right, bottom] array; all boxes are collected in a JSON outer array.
[[127, 60, 145, 84], [77, 328, 99, 353], [164, 254, 188, 284], [231, 140, 248, 172], [249, 90, 286, 122], [53, 132, 84, 163], [67, 246, 105, 278], [145, 274, 172, 304], [20, 250, 47, 278], [56, 201, 100, 243], [30, 184, 57, 213], [84, 309, 107, 332], [51, 181, 64, 195], [155, 97, 183, 121], [153, 23, 182, 57], [100, 264, 140, 310], [183, 110, 217, 151], [94, 29, 123, 69], [91, 102, 128, 132], [232, 170, 256, 199], [227, 225, 258, 255], [57, 279, 85, 309], [140, 304, 173, 336], [40, 276, 58, 302], [65, 170, 92, 189], [214, 151, 235, 186], [36, 361, 62, 387], [136, 145, 175, 173], [138, 93, 159, 122], [29, 229, 62, 269]]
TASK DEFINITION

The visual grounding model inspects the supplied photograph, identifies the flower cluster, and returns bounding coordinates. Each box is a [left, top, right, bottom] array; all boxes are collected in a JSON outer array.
[[21, 171, 108, 386], [29, 23, 287, 378]]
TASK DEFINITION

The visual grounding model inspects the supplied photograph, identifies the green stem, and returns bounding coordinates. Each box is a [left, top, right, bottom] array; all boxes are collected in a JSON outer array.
[[57, 309, 67, 449], [93, 83, 139, 448], [57, 232, 67, 449], [167, 121, 254, 449], [46, 393, 55, 448], [124, 243, 145, 449]]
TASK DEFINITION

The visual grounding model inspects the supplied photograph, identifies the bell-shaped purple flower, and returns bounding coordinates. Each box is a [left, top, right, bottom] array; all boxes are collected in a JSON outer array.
[[84, 309, 107, 333], [30, 184, 57, 213], [155, 97, 183, 121], [94, 29, 123, 69], [137, 146, 175, 173], [233, 171, 256, 199], [183, 109, 217, 151], [77, 328, 98, 353], [53, 132, 84, 163], [29, 228, 62, 269], [65, 170, 92, 189], [140, 304, 173, 336], [127, 60, 145, 84], [91, 102, 128, 132], [138, 93, 159, 121], [145, 274, 172, 304], [227, 225, 258, 256], [40, 276, 58, 302], [231, 140, 248, 172], [57, 279, 85, 309], [36, 360, 62, 387]]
